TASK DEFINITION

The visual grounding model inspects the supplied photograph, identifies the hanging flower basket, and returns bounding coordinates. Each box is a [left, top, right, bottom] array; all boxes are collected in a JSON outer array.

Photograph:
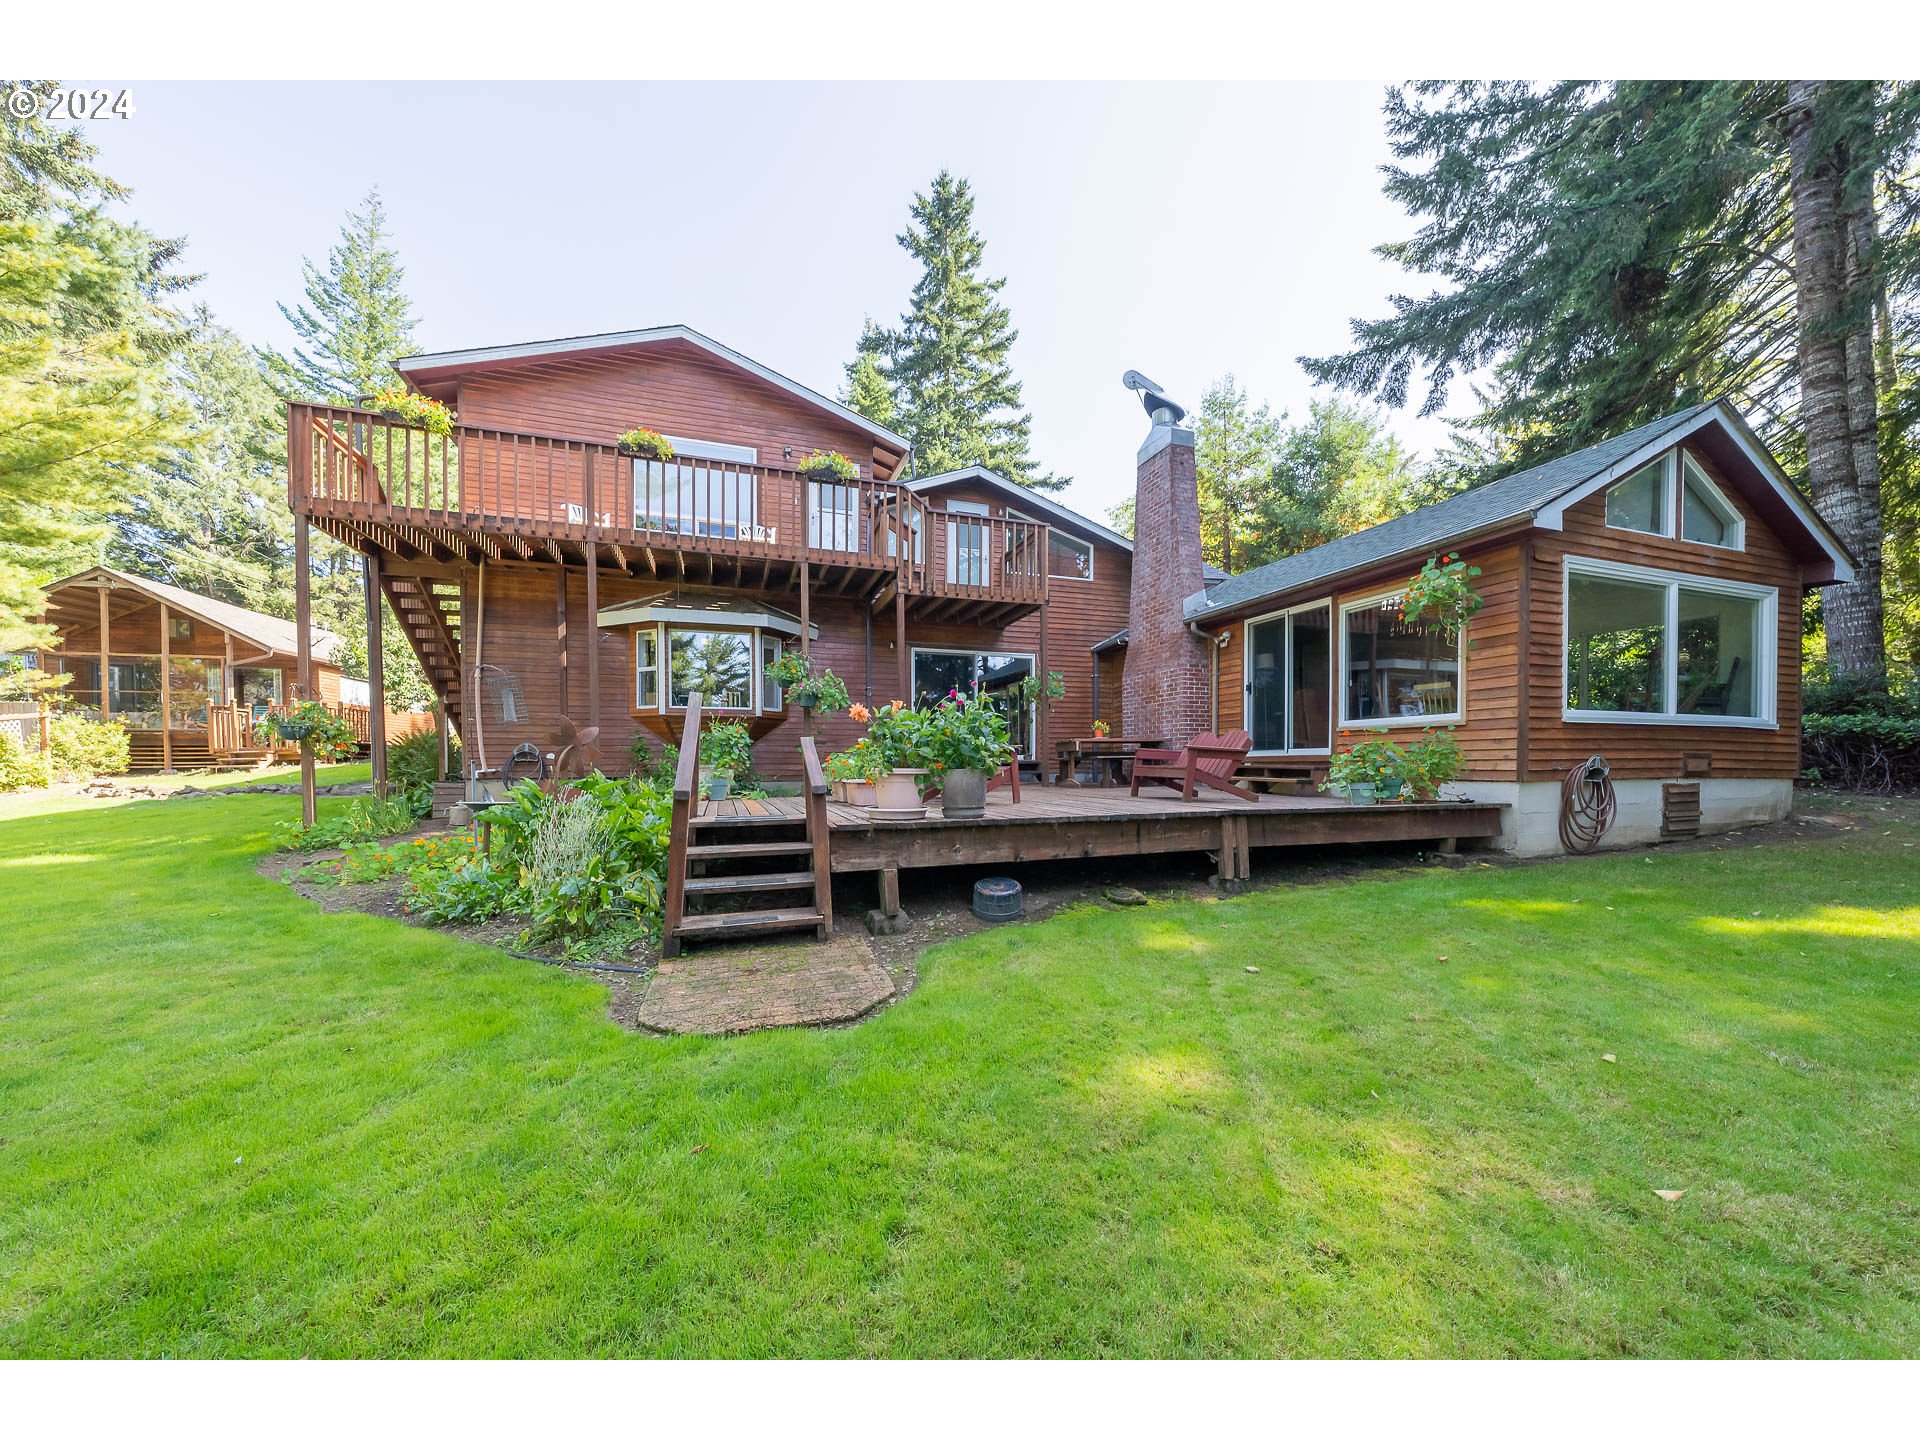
[[797, 450, 859, 483], [363, 386, 455, 437], [1400, 552, 1484, 638]]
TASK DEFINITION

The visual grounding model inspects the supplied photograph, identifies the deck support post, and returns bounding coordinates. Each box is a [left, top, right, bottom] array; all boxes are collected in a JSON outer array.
[[879, 867, 900, 917], [1217, 814, 1252, 889], [585, 544, 601, 736], [365, 552, 388, 800], [158, 599, 172, 771], [799, 560, 812, 737], [894, 586, 908, 704], [97, 585, 111, 724], [555, 566, 569, 714], [436, 704, 450, 781], [295, 515, 316, 827], [1036, 599, 1049, 785]]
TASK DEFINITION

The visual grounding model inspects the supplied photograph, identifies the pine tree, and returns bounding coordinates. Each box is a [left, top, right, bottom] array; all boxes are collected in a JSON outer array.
[[0, 82, 185, 650], [861, 172, 1060, 488], [1303, 81, 1920, 675], [260, 187, 417, 402], [841, 343, 896, 430], [1266, 400, 1435, 560], [1193, 376, 1283, 573], [111, 308, 290, 608]]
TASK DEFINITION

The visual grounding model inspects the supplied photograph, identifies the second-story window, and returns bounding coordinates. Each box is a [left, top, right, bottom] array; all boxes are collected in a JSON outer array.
[[634, 436, 758, 541]]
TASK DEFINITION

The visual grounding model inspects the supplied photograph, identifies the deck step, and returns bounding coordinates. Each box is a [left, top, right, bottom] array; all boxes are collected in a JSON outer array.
[[672, 907, 825, 939], [686, 840, 815, 859], [690, 811, 802, 829], [683, 870, 816, 895]]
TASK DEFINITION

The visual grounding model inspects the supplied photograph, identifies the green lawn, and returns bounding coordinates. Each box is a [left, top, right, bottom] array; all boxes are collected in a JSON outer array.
[[1, 788, 1916, 1357]]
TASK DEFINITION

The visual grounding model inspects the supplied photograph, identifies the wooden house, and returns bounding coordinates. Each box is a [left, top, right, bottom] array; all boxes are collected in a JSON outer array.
[[284, 325, 1141, 792], [1142, 401, 1854, 853], [35, 567, 354, 770]]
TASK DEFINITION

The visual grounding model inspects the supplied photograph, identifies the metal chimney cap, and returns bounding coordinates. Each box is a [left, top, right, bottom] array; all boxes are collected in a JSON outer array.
[[1122, 370, 1187, 425]]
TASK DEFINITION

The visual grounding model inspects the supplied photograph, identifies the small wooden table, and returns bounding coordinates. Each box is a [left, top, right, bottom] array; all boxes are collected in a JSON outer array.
[[1054, 736, 1167, 787]]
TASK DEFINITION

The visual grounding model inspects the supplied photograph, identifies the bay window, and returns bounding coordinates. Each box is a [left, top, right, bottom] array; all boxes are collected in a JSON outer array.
[[624, 611, 795, 717], [1341, 593, 1463, 725], [1563, 558, 1772, 724]]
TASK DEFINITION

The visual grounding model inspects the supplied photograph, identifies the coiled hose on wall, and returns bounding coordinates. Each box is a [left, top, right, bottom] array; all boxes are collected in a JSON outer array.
[[1559, 755, 1617, 852]]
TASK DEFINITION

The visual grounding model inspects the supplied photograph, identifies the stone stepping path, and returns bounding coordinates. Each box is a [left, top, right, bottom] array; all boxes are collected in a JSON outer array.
[[635, 934, 895, 1035]]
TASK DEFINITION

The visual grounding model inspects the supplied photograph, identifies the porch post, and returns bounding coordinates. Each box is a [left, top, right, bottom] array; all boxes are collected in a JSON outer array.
[[294, 515, 316, 827], [97, 585, 111, 723], [1036, 599, 1049, 783], [585, 546, 601, 733], [365, 552, 388, 800], [436, 704, 450, 781], [159, 599, 173, 771], [895, 586, 908, 704]]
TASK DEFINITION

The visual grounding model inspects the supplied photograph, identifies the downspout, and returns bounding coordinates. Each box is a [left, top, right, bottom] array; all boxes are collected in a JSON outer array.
[[470, 561, 487, 775]]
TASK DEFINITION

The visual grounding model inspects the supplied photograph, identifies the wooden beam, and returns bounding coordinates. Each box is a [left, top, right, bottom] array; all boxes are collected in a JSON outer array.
[[556, 565, 570, 714], [159, 599, 172, 771], [97, 585, 110, 723], [1036, 599, 1049, 784], [365, 552, 388, 800], [585, 542, 601, 732], [799, 561, 811, 659], [294, 515, 316, 827], [895, 585, 908, 704]]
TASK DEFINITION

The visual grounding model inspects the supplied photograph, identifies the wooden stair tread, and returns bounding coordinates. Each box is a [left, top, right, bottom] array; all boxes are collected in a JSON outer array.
[[689, 811, 802, 829], [673, 907, 824, 937], [686, 840, 815, 858], [682, 871, 816, 894]]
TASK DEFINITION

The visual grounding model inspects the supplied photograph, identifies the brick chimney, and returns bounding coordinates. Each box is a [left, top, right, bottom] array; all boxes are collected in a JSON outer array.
[[1124, 411, 1214, 744]]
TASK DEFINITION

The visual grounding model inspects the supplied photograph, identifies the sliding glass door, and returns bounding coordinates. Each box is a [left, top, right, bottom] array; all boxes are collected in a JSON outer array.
[[1245, 604, 1332, 752]]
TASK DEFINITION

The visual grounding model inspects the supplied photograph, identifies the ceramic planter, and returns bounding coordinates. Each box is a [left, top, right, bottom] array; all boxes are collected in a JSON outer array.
[[706, 770, 733, 802], [1377, 778, 1405, 803], [843, 779, 877, 806], [1346, 781, 1378, 806], [867, 768, 928, 822], [940, 766, 989, 820]]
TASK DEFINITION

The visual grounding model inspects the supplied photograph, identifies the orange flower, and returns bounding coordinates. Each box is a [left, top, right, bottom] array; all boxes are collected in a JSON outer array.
[[849, 702, 871, 723]]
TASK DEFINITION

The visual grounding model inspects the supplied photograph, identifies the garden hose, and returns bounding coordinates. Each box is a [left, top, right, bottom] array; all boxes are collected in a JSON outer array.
[[1559, 755, 1616, 852]]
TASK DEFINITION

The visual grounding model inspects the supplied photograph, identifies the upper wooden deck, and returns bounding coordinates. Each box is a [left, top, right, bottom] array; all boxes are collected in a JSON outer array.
[[288, 403, 1050, 624]]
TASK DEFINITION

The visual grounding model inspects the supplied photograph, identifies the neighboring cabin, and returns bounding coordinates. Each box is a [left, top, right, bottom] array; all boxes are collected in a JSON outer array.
[[289, 325, 1140, 785], [1125, 401, 1853, 853]]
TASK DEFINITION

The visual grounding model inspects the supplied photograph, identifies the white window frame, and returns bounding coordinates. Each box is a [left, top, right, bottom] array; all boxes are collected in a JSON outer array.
[[909, 646, 1038, 760], [1678, 452, 1745, 552], [635, 626, 660, 712], [1009, 506, 1095, 581], [1338, 586, 1467, 728], [1560, 555, 1778, 729], [1604, 453, 1676, 539], [633, 621, 788, 717], [662, 435, 757, 465], [1242, 599, 1333, 756]]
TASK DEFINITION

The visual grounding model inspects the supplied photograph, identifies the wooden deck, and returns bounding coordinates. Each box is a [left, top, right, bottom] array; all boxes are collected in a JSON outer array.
[[694, 784, 1506, 904]]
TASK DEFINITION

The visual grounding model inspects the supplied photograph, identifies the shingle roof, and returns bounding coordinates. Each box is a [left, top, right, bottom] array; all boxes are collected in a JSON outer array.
[[1186, 402, 1720, 619], [48, 568, 342, 664]]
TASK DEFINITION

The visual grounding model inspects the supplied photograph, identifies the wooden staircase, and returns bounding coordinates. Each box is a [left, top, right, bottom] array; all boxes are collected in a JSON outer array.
[[381, 573, 464, 732], [662, 695, 834, 956]]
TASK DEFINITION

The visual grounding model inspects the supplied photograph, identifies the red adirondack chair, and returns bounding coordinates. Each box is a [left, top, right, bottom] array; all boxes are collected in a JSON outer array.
[[1129, 729, 1257, 802]]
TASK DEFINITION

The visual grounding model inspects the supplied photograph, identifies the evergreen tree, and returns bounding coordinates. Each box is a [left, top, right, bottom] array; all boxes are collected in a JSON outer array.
[[0, 81, 185, 650], [841, 343, 896, 430], [1304, 81, 1920, 676], [1193, 376, 1284, 573], [1266, 400, 1436, 560], [259, 187, 417, 402], [111, 308, 290, 607], [860, 172, 1060, 488]]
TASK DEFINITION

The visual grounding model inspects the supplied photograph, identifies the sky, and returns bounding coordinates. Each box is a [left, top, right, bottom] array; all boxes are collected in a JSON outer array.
[[83, 80, 1460, 526]]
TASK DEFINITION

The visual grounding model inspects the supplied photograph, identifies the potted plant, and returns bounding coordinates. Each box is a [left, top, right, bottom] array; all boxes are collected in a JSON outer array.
[[1323, 731, 1405, 806], [1400, 727, 1464, 802], [1014, 670, 1067, 705], [764, 652, 851, 713], [365, 385, 455, 437], [1091, 719, 1111, 739], [917, 689, 1013, 820], [853, 700, 929, 820], [796, 450, 859, 483], [616, 426, 674, 461], [1400, 552, 1484, 639], [823, 740, 887, 805], [697, 717, 753, 799], [257, 701, 358, 761]]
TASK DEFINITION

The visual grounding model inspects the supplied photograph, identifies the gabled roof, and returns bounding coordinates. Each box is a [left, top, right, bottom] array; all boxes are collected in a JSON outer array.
[[1187, 401, 1855, 621], [392, 323, 912, 460], [43, 567, 342, 664], [907, 464, 1230, 580]]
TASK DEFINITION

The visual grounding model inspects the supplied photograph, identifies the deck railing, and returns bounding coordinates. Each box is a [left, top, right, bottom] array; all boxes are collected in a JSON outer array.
[[288, 403, 1048, 607]]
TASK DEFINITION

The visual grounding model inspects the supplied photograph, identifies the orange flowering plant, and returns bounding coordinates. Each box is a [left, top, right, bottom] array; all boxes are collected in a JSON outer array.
[[368, 385, 455, 437], [796, 450, 859, 482], [616, 426, 674, 460], [916, 689, 1013, 776], [1400, 552, 1483, 638]]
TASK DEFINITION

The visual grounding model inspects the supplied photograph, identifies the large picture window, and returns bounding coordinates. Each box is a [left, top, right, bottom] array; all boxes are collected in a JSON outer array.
[[1246, 603, 1331, 752], [668, 629, 754, 710], [635, 458, 757, 540], [1563, 558, 1772, 724], [1341, 594, 1463, 725]]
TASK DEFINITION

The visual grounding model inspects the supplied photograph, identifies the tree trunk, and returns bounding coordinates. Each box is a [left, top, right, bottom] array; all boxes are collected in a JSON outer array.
[[1786, 80, 1884, 675]]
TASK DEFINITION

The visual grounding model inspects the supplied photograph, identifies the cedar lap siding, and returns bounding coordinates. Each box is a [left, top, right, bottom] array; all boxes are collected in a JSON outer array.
[[1193, 404, 1850, 789], [291, 328, 1132, 781]]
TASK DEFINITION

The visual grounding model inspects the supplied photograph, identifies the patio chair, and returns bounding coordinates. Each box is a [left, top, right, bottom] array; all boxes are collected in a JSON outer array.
[[1129, 729, 1257, 802], [985, 752, 1023, 802]]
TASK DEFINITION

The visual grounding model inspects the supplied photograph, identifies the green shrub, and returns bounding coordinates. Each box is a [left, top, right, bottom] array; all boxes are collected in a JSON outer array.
[[1802, 668, 1920, 791], [386, 726, 458, 816], [274, 795, 418, 852], [0, 730, 51, 792], [48, 714, 129, 779]]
